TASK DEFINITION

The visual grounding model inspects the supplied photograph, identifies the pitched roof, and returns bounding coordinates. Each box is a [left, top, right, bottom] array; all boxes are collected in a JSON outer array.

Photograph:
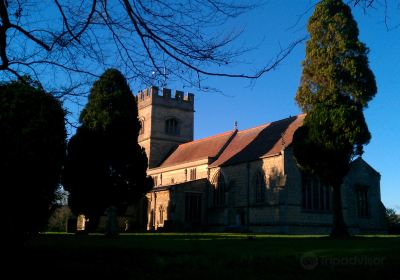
[[158, 130, 236, 167], [156, 114, 305, 169], [209, 114, 305, 167], [350, 157, 380, 176]]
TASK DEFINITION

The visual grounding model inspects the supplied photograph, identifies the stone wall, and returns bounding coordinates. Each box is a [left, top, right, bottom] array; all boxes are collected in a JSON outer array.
[[146, 188, 171, 230], [207, 154, 285, 228], [343, 159, 387, 233], [146, 179, 209, 231], [282, 148, 386, 234], [143, 137, 385, 234], [205, 149, 386, 234], [148, 161, 209, 186]]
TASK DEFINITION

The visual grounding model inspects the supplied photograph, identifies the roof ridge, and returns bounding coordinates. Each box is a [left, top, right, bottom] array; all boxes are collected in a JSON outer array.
[[157, 114, 305, 169], [180, 115, 303, 147], [178, 129, 235, 146], [208, 114, 304, 168], [237, 122, 270, 134], [236, 114, 302, 134]]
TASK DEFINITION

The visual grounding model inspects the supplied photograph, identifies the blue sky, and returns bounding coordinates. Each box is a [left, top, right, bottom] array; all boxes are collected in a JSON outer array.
[[63, 1, 399, 210], [162, 1, 399, 210]]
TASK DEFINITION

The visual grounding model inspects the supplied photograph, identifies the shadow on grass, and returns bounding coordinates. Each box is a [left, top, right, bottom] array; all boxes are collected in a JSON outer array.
[[22, 233, 400, 280]]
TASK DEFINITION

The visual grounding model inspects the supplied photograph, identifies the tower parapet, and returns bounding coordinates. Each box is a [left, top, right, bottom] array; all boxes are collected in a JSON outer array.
[[136, 86, 194, 111]]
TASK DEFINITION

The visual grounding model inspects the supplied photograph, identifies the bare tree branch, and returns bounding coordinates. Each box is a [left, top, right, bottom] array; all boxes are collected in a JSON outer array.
[[350, 0, 400, 31], [54, 0, 97, 44], [0, 0, 11, 69], [9, 24, 51, 50], [0, 0, 306, 97]]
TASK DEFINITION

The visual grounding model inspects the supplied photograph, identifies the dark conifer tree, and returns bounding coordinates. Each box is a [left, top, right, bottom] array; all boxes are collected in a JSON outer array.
[[293, 0, 377, 238], [0, 78, 66, 238], [63, 69, 153, 233]]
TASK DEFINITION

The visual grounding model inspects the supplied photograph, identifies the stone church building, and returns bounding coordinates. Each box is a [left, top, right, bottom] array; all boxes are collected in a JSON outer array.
[[137, 86, 386, 234]]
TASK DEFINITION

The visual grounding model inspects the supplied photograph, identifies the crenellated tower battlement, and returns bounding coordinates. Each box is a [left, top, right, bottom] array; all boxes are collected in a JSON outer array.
[[136, 86, 194, 111]]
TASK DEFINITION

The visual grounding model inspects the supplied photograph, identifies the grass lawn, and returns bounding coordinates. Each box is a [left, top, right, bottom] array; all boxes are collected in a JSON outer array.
[[23, 233, 399, 280]]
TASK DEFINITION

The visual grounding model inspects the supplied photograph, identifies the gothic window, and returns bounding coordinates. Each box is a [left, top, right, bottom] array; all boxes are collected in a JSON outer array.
[[190, 168, 197, 180], [213, 172, 226, 207], [254, 171, 266, 203], [165, 118, 180, 135], [159, 206, 164, 225], [139, 118, 144, 135], [301, 172, 331, 211], [356, 187, 369, 218]]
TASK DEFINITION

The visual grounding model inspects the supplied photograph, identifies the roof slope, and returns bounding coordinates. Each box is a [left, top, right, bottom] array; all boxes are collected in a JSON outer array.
[[209, 114, 305, 167], [158, 130, 236, 167], [157, 114, 305, 169]]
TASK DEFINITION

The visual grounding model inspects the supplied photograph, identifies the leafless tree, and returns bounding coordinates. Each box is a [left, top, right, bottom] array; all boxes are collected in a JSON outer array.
[[351, 0, 376, 8], [350, 0, 400, 30], [0, 0, 305, 98]]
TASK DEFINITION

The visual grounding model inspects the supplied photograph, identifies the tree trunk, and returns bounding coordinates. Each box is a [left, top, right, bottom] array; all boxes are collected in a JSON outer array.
[[330, 184, 350, 238]]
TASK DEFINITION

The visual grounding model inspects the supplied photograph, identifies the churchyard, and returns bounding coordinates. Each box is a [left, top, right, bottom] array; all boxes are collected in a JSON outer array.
[[23, 233, 399, 280]]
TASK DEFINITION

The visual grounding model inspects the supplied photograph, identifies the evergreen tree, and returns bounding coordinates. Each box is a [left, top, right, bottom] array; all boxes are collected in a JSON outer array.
[[0, 78, 66, 238], [63, 69, 153, 233], [293, 0, 377, 238]]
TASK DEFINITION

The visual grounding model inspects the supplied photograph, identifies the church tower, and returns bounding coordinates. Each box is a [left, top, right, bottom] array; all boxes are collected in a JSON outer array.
[[137, 86, 194, 168]]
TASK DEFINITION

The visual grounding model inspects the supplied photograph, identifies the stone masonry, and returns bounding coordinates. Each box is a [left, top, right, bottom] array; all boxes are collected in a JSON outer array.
[[137, 89, 387, 234]]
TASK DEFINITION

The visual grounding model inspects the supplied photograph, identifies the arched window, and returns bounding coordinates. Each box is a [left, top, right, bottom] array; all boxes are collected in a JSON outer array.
[[165, 118, 180, 135], [254, 171, 266, 203], [139, 119, 145, 135], [301, 172, 331, 211], [213, 172, 226, 206]]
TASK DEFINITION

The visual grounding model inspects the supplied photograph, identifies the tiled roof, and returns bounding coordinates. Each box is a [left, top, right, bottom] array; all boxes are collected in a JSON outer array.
[[158, 130, 236, 167], [209, 114, 305, 167], [157, 114, 305, 169]]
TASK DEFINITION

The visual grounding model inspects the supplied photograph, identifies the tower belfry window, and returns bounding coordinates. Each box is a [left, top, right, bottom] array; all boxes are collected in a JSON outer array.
[[165, 118, 180, 135]]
